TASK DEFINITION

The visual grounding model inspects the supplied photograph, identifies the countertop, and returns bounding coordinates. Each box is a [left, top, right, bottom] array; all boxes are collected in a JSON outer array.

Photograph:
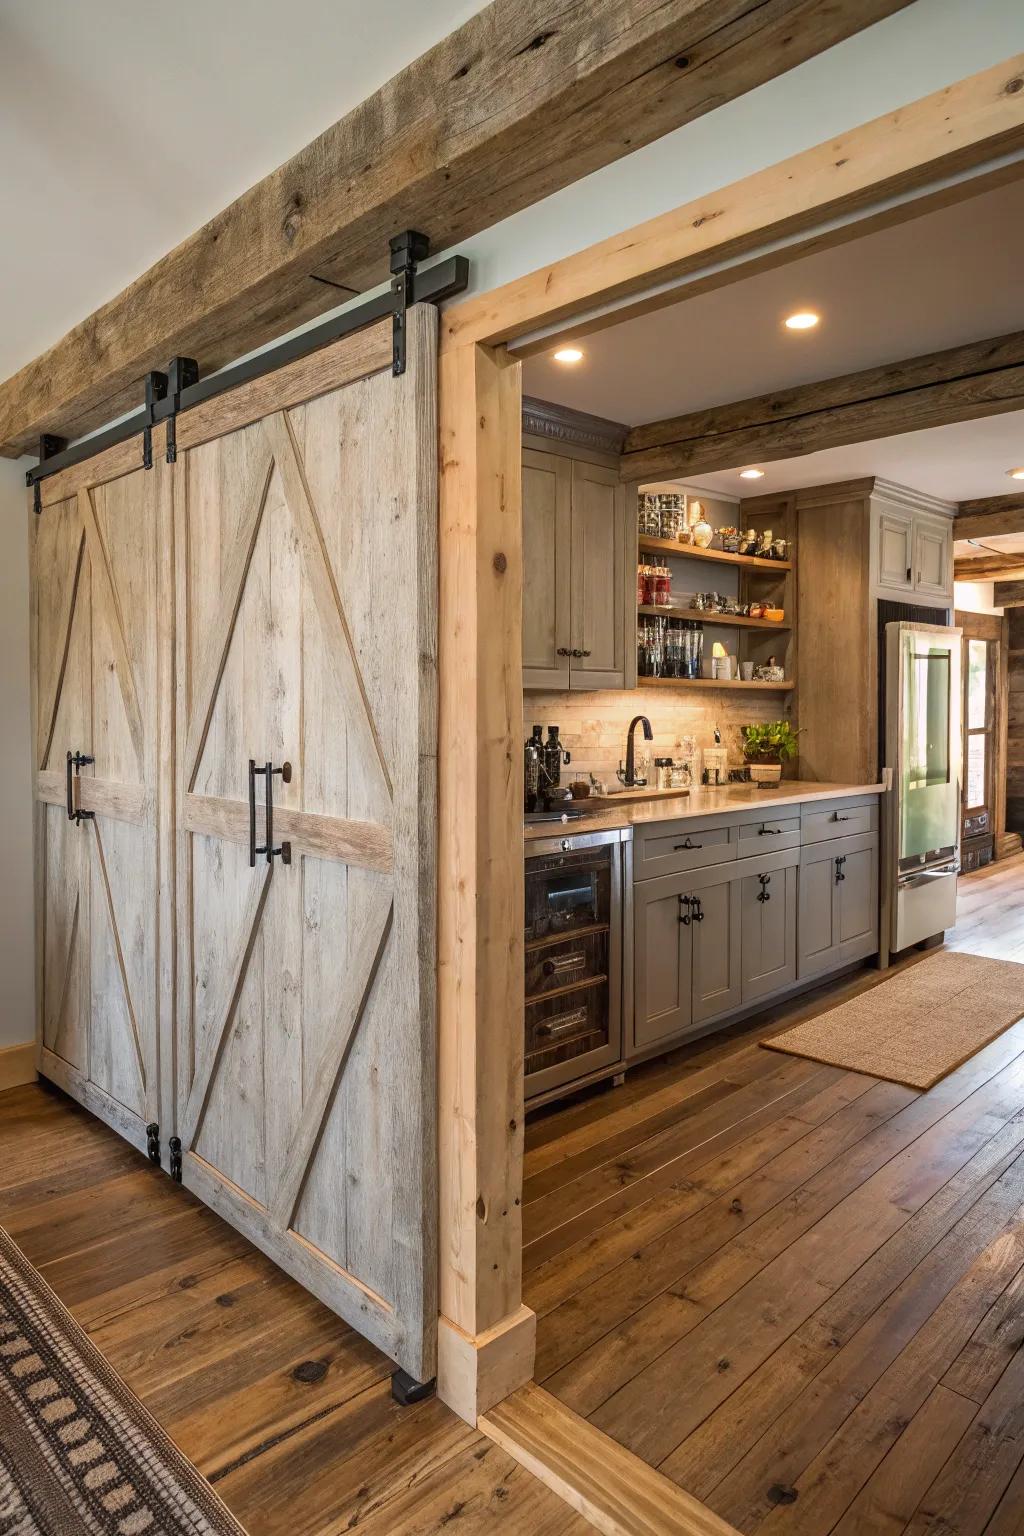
[[524, 780, 885, 842]]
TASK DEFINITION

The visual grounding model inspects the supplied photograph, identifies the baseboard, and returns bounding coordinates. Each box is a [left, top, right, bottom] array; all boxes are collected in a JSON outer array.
[[480, 1381, 741, 1536], [0, 1042, 37, 1093], [436, 1305, 536, 1425]]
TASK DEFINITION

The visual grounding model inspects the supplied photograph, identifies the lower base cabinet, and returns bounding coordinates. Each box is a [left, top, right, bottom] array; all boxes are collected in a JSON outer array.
[[632, 808, 879, 1058], [797, 833, 879, 979]]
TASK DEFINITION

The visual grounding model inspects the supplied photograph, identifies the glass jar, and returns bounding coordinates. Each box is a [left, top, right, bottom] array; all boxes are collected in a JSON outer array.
[[653, 566, 671, 607]]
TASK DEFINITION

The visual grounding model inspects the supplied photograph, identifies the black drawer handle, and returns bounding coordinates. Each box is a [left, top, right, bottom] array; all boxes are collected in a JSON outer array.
[[674, 837, 703, 851], [758, 825, 782, 836], [678, 894, 691, 926], [831, 812, 851, 823], [757, 873, 771, 903]]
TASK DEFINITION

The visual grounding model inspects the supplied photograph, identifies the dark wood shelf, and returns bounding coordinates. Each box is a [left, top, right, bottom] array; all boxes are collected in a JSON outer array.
[[638, 535, 791, 572], [637, 605, 790, 631]]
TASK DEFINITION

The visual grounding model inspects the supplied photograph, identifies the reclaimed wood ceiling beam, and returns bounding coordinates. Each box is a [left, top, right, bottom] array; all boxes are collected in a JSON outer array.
[[953, 556, 1024, 579], [0, 0, 916, 459], [955, 491, 1024, 537], [994, 578, 1024, 605], [621, 330, 1024, 482]]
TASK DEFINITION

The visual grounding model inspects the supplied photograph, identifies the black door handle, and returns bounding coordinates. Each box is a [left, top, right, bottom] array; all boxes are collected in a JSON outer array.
[[678, 894, 691, 926], [66, 750, 95, 825], [249, 759, 293, 867], [674, 837, 703, 851], [691, 897, 704, 922], [835, 855, 846, 883], [757, 873, 771, 903]]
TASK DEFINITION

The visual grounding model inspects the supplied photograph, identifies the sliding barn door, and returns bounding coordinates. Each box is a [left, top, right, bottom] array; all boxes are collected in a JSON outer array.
[[31, 462, 171, 1154], [173, 311, 437, 1380]]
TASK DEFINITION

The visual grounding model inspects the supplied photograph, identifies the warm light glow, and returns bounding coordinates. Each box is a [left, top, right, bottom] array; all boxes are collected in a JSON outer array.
[[785, 311, 820, 331], [739, 467, 765, 480], [553, 346, 584, 364], [1007, 467, 1024, 481]]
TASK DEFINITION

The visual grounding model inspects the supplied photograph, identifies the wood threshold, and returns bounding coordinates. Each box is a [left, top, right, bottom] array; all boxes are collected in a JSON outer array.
[[480, 1381, 741, 1536]]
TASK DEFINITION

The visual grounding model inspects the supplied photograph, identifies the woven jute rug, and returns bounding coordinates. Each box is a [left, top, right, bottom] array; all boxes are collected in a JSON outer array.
[[0, 1224, 245, 1536], [763, 950, 1024, 1090]]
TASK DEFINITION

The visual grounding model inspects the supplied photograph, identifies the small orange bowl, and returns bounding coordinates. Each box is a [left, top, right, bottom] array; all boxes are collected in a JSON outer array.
[[764, 607, 784, 622]]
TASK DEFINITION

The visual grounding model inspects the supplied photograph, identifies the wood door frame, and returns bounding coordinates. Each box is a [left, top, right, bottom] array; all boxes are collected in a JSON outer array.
[[956, 608, 1009, 853], [436, 53, 1024, 1425]]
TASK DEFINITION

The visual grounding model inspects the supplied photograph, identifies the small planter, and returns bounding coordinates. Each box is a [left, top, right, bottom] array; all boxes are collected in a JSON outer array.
[[747, 759, 782, 785]]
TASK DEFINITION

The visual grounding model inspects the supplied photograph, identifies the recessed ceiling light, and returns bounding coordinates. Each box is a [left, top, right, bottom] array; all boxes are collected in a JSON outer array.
[[784, 311, 820, 331], [739, 467, 765, 480], [1007, 467, 1024, 481], [553, 346, 584, 364]]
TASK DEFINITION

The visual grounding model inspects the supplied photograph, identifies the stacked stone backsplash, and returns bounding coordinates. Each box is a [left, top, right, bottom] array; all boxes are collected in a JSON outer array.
[[524, 688, 793, 787]]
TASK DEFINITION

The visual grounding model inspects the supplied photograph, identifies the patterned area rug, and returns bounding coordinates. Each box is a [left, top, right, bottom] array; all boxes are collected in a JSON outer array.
[[0, 1224, 245, 1535]]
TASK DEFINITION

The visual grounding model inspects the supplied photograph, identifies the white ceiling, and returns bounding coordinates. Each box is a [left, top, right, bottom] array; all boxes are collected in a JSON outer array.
[[0, 0, 482, 382], [685, 409, 1024, 504], [521, 178, 1024, 427]]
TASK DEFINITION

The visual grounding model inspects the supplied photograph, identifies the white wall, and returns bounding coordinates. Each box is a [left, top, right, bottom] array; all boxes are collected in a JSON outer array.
[[955, 580, 1006, 616], [0, 458, 35, 1048]]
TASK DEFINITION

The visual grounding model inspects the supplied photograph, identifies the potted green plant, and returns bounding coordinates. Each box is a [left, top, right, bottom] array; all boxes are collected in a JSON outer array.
[[741, 720, 800, 785]]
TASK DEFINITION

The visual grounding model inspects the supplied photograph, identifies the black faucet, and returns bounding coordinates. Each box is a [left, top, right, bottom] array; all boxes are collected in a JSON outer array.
[[622, 715, 654, 787]]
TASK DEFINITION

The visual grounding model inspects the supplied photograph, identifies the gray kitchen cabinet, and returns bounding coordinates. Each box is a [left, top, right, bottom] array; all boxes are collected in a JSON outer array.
[[633, 874, 693, 1051], [522, 447, 572, 688], [690, 871, 742, 1025], [740, 862, 797, 1004], [798, 833, 879, 979], [522, 445, 627, 691]]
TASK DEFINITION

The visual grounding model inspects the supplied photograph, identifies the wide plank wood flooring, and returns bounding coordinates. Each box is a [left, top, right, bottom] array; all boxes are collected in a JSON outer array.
[[526, 855, 1024, 1536], [0, 1086, 591, 1536]]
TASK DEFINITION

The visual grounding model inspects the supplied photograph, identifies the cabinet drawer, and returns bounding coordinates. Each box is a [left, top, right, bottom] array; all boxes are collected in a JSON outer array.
[[525, 929, 607, 1000], [736, 815, 801, 857], [801, 798, 878, 844], [633, 821, 734, 881]]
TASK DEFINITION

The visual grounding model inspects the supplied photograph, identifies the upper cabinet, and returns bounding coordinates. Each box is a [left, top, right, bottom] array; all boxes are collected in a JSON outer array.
[[522, 444, 627, 691], [871, 489, 954, 604]]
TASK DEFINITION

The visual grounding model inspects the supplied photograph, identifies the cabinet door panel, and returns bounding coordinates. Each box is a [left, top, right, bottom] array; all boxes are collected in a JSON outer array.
[[741, 864, 797, 1004], [913, 518, 951, 599], [633, 877, 691, 1051], [798, 847, 840, 978], [838, 840, 879, 953], [691, 875, 742, 1025], [877, 510, 913, 591], [570, 460, 625, 690], [522, 448, 571, 689]]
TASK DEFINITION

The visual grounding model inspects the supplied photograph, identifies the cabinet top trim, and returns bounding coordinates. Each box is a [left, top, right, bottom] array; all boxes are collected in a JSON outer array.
[[522, 395, 628, 456]]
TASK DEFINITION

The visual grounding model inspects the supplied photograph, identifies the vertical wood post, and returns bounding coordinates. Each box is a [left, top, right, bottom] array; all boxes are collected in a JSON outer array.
[[437, 339, 535, 1422]]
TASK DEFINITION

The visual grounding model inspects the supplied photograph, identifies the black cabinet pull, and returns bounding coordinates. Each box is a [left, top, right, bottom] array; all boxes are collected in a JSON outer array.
[[556, 646, 571, 657], [758, 825, 782, 836], [674, 836, 703, 851], [249, 759, 293, 867], [691, 897, 704, 923], [831, 812, 851, 823], [678, 894, 691, 926], [834, 855, 846, 884], [757, 873, 771, 903], [65, 750, 95, 825]]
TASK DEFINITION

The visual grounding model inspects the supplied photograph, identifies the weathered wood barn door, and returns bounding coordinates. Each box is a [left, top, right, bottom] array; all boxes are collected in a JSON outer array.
[[172, 311, 438, 1381], [31, 459, 171, 1155]]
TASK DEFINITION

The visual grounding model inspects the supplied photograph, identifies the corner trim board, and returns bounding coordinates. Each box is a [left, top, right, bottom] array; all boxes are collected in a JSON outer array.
[[0, 1043, 37, 1093]]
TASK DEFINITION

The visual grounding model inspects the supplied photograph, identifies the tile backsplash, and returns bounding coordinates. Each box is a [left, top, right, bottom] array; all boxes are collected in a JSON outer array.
[[524, 688, 792, 787]]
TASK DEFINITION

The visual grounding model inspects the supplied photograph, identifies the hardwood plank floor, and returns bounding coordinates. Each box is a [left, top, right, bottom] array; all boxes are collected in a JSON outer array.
[[0, 1086, 591, 1536], [527, 855, 1024, 1536]]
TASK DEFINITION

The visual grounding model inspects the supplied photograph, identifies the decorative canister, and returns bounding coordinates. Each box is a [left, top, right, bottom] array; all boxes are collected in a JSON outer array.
[[692, 516, 714, 549]]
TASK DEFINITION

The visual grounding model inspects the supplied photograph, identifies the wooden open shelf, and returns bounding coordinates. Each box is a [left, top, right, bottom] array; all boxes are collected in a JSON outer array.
[[638, 535, 792, 572], [639, 677, 794, 692], [637, 605, 790, 631]]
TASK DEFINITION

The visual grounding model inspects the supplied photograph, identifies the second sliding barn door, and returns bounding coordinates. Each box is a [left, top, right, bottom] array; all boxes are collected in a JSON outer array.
[[173, 312, 438, 1381]]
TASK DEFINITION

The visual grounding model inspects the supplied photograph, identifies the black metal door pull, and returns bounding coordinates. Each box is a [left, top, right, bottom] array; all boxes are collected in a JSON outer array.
[[834, 855, 846, 884], [66, 750, 95, 824], [678, 894, 692, 926], [691, 897, 704, 922], [248, 759, 293, 867], [674, 837, 703, 851], [757, 873, 771, 903]]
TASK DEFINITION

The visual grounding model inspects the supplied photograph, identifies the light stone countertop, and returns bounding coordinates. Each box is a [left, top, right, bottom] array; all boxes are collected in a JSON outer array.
[[524, 780, 885, 842]]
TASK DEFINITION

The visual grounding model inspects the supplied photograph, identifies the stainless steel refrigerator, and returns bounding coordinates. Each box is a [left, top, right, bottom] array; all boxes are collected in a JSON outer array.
[[884, 621, 962, 952]]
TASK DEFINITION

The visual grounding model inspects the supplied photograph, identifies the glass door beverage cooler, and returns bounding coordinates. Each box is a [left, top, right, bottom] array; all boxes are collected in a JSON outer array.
[[885, 621, 962, 951], [524, 828, 625, 1102]]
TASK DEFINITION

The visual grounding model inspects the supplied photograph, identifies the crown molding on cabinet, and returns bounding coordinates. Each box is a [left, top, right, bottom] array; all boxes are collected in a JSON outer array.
[[521, 396, 628, 457]]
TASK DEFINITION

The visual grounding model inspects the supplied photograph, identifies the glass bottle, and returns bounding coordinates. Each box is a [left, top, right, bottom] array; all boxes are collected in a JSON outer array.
[[544, 725, 567, 789]]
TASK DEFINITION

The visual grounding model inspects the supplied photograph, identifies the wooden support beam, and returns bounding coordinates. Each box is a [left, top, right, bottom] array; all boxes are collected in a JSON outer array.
[[620, 330, 1024, 481], [994, 579, 1024, 606], [955, 491, 1024, 538], [437, 336, 534, 1423], [444, 55, 1024, 354], [954, 559, 1024, 581], [0, 0, 915, 459]]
